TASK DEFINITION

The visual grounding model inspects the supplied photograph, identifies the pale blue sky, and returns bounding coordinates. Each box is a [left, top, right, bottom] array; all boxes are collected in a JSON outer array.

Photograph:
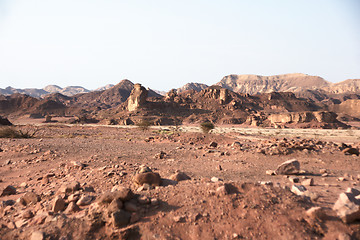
[[0, 0, 359, 91]]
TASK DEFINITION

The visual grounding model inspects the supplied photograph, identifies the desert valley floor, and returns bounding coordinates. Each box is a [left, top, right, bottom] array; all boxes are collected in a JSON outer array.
[[0, 122, 360, 240]]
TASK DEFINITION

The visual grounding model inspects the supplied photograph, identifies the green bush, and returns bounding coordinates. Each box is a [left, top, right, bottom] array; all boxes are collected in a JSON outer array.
[[200, 121, 215, 134]]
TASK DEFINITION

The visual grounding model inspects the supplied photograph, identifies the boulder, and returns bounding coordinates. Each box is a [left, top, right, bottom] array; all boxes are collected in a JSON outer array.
[[133, 172, 161, 186], [19, 192, 40, 206], [30, 231, 45, 240], [275, 159, 300, 175], [111, 210, 131, 228], [58, 181, 80, 194], [1, 185, 16, 196], [52, 196, 66, 212], [333, 190, 360, 223]]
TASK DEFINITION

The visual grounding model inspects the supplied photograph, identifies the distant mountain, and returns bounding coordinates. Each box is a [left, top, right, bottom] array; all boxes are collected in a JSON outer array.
[[215, 73, 330, 95], [0, 85, 89, 98], [95, 84, 115, 91], [326, 79, 360, 94], [177, 82, 209, 93], [0, 87, 48, 98]]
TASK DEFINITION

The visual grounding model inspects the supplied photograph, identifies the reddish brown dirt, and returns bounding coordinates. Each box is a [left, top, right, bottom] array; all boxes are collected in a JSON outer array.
[[0, 125, 359, 239]]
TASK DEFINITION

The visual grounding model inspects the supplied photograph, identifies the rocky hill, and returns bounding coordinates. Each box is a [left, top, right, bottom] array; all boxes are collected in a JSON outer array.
[[326, 79, 360, 94], [176, 82, 209, 93], [215, 73, 330, 94]]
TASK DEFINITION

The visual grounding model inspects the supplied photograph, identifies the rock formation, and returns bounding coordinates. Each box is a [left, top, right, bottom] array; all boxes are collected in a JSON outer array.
[[127, 84, 148, 111], [268, 111, 338, 124]]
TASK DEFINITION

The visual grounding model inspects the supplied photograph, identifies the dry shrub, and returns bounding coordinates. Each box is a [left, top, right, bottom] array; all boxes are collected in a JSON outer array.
[[200, 121, 215, 134], [0, 127, 38, 138], [137, 119, 152, 131]]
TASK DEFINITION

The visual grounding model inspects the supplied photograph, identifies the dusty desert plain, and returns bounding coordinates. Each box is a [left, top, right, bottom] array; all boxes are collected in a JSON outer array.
[[0, 121, 360, 240]]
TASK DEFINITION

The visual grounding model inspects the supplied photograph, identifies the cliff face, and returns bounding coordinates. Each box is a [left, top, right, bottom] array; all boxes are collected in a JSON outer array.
[[215, 73, 330, 95]]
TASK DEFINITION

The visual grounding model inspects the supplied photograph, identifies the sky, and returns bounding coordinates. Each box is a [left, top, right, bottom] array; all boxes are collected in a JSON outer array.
[[0, 0, 359, 91]]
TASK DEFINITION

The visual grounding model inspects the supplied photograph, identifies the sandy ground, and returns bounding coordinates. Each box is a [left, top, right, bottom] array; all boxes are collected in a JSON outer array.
[[0, 123, 360, 239]]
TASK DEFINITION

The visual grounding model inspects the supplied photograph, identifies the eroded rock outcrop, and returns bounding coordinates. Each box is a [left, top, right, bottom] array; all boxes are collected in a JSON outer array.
[[268, 111, 338, 124], [127, 84, 148, 111]]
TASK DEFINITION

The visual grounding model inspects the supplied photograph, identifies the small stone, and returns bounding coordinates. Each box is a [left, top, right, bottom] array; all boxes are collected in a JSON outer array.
[[211, 177, 221, 182], [216, 185, 228, 195], [169, 172, 191, 182], [7, 222, 16, 229], [154, 151, 166, 159], [173, 215, 186, 223], [291, 185, 307, 196], [71, 161, 85, 169], [289, 176, 300, 183], [124, 202, 138, 212], [306, 207, 327, 220], [19, 192, 40, 206], [130, 212, 140, 223], [337, 232, 352, 240], [151, 198, 159, 206], [67, 193, 80, 202], [302, 178, 314, 186], [52, 196, 66, 212], [15, 219, 27, 228], [260, 181, 273, 186], [22, 209, 34, 219], [76, 195, 93, 206], [59, 181, 80, 194], [138, 165, 152, 174], [319, 169, 327, 174], [1, 185, 16, 196], [266, 170, 275, 175], [111, 210, 131, 228], [322, 173, 329, 177], [137, 195, 150, 204], [107, 198, 123, 215], [209, 142, 218, 148], [275, 159, 300, 175], [217, 165, 222, 171], [20, 182, 28, 188], [64, 202, 81, 214], [338, 177, 347, 182], [83, 186, 95, 193], [30, 231, 45, 240]]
